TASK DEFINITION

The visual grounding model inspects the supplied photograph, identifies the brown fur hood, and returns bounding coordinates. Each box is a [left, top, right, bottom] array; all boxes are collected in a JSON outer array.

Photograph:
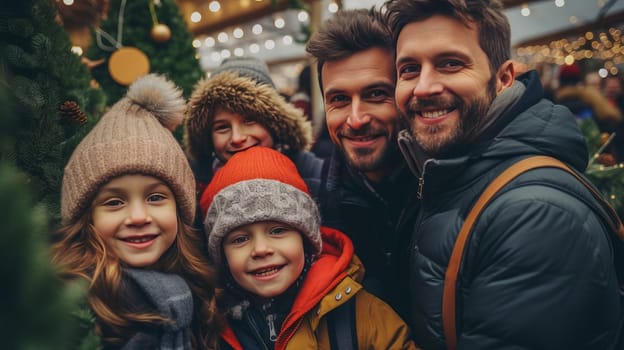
[[183, 71, 312, 164], [555, 85, 622, 129]]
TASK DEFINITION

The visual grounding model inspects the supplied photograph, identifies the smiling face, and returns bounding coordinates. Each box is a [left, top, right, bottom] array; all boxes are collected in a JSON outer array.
[[211, 108, 274, 162], [92, 174, 178, 268], [321, 47, 401, 182], [395, 15, 514, 157], [222, 221, 305, 299]]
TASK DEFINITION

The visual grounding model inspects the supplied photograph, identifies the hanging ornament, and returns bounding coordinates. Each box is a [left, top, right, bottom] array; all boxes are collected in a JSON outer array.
[[151, 23, 171, 43], [596, 153, 617, 167], [149, 0, 171, 43], [95, 0, 150, 86], [589, 131, 618, 168], [108, 47, 150, 86], [59, 101, 87, 125]]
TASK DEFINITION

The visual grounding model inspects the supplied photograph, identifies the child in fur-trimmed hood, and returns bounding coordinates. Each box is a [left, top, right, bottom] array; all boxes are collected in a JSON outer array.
[[183, 57, 325, 203]]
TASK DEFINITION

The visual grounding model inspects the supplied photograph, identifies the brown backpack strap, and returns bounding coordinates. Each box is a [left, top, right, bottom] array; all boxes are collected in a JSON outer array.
[[442, 155, 624, 350]]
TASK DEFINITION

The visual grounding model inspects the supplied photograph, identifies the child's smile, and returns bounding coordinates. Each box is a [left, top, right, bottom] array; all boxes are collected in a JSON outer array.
[[224, 221, 306, 299], [92, 175, 178, 268]]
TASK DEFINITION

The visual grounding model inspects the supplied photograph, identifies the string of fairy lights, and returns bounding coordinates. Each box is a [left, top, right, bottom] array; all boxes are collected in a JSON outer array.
[[186, 0, 340, 65], [515, 27, 624, 77]]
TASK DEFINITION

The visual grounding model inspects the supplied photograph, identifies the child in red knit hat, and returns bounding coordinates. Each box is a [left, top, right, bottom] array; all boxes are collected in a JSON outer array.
[[200, 146, 420, 350]]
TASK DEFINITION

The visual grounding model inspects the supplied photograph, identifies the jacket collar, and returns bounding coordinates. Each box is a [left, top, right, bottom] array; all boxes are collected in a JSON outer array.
[[219, 228, 357, 348], [326, 147, 410, 204], [399, 70, 588, 193]]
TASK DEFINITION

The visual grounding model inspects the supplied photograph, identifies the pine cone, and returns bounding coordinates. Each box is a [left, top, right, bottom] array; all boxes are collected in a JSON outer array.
[[59, 100, 87, 125], [596, 153, 617, 167]]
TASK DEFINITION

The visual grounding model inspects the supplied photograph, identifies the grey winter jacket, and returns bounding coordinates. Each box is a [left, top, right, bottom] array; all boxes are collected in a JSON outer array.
[[399, 70, 623, 350]]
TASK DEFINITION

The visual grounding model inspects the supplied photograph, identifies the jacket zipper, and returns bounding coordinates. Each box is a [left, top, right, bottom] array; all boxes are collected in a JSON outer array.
[[416, 164, 427, 200], [417, 159, 434, 200], [266, 313, 278, 342], [417, 175, 425, 200]]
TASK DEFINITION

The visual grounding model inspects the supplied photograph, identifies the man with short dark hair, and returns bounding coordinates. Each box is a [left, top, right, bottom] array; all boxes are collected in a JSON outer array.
[[385, 0, 623, 348], [306, 8, 419, 323]]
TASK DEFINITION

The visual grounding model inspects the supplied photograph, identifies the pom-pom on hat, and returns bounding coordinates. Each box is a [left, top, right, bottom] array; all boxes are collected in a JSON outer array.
[[201, 147, 321, 265], [61, 74, 196, 225]]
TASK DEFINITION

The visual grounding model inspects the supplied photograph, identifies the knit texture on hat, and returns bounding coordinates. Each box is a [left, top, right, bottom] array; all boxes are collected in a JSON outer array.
[[210, 57, 275, 88], [183, 69, 312, 166], [201, 147, 321, 265], [61, 74, 196, 224]]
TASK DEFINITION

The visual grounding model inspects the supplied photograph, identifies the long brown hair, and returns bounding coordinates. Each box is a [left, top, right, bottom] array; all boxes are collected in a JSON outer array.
[[51, 206, 223, 349]]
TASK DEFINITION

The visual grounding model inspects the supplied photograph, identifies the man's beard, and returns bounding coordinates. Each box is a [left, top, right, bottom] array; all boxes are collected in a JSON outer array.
[[337, 124, 399, 173], [405, 76, 497, 158]]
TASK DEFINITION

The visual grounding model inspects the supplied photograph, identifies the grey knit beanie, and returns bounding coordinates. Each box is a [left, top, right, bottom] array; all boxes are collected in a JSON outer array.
[[210, 56, 275, 88], [200, 147, 321, 265], [61, 74, 196, 225]]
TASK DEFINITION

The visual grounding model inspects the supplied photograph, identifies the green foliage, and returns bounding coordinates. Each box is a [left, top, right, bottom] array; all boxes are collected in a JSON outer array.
[[0, 0, 106, 225], [0, 163, 86, 350], [580, 119, 624, 220], [87, 0, 203, 104], [0, 62, 100, 350]]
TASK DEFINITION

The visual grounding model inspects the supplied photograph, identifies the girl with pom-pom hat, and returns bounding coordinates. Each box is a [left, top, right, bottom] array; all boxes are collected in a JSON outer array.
[[51, 74, 222, 349]]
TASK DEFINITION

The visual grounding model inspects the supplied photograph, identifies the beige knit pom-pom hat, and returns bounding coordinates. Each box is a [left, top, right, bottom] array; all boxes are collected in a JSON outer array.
[[61, 74, 196, 225]]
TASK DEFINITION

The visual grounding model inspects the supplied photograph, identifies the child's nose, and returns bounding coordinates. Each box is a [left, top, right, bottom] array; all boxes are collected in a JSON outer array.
[[251, 236, 274, 258], [125, 203, 152, 226], [230, 125, 248, 145]]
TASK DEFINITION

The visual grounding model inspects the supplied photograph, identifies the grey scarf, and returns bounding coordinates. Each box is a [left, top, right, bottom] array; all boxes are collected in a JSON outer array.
[[121, 268, 194, 350]]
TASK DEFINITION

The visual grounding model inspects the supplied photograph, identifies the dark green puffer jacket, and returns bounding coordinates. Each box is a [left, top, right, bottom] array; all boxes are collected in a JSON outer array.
[[398, 71, 623, 350]]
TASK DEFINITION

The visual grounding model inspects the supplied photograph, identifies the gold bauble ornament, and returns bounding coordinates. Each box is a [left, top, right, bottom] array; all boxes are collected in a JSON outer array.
[[600, 132, 610, 145], [108, 47, 150, 86], [151, 23, 171, 43]]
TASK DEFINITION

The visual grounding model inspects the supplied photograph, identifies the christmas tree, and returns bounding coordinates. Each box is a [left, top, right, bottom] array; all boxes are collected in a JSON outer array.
[[0, 158, 98, 350], [87, 0, 203, 103], [0, 46, 99, 350], [0, 0, 106, 225], [580, 119, 624, 221]]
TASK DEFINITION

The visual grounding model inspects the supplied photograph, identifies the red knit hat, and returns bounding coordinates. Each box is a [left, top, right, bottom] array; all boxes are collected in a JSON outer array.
[[558, 62, 582, 86], [200, 147, 321, 264]]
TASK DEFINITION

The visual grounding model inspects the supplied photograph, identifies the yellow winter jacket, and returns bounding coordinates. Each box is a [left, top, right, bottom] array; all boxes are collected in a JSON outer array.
[[220, 227, 420, 350]]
